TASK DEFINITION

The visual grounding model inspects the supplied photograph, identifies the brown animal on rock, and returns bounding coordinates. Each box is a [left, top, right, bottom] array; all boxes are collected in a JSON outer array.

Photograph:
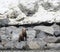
[[18, 28, 27, 42]]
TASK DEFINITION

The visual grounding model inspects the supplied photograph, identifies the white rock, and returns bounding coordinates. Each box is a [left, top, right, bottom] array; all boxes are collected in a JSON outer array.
[[0, 0, 60, 24], [47, 43, 60, 49], [54, 11, 60, 23], [0, 0, 19, 14], [18, 0, 39, 16], [28, 41, 40, 49]]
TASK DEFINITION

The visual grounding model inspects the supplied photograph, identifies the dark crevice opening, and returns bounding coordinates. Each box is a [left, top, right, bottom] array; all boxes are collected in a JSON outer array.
[[0, 22, 54, 28]]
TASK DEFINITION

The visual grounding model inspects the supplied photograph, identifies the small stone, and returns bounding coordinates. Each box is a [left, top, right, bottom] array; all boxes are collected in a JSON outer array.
[[54, 31, 60, 37]]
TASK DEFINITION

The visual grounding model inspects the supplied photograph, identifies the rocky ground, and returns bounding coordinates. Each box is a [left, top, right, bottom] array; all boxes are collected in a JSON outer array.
[[0, 0, 60, 51], [0, 23, 60, 50]]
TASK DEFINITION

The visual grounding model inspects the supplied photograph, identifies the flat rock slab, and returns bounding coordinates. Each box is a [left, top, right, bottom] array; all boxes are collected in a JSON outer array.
[[33, 26, 54, 35]]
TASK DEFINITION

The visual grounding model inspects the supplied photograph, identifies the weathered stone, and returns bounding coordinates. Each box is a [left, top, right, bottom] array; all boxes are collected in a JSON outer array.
[[27, 41, 40, 49], [27, 38, 46, 49], [43, 36, 57, 43], [33, 26, 54, 35], [0, 0, 19, 14], [47, 43, 60, 50], [0, 0, 56, 25], [6, 26, 24, 41], [0, 44, 4, 49], [6, 7, 26, 25], [18, 0, 39, 16], [0, 14, 9, 25], [43, 36, 60, 43], [52, 24, 60, 37], [36, 31, 47, 38], [4, 41, 14, 48], [26, 29, 36, 40], [41, 0, 60, 12], [0, 27, 6, 35], [54, 11, 60, 23], [1, 0, 60, 25], [15, 41, 26, 49], [54, 31, 60, 37]]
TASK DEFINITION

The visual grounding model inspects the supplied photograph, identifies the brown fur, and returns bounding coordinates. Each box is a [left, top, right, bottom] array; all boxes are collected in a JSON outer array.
[[18, 28, 27, 42]]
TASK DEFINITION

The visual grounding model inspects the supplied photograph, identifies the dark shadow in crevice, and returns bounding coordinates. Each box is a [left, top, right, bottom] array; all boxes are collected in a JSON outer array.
[[0, 22, 54, 28], [56, 23, 60, 26]]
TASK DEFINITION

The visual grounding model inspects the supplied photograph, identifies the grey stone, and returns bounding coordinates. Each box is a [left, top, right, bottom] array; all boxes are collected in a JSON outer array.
[[27, 38, 46, 49], [5, 26, 23, 41], [43, 36, 60, 43], [0, 18, 9, 25], [26, 29, 36, 40], [0, 44, 4, 49], [43, 36, 57, 43], [15, 41, 27, 49], [0, 27, 6, 35], [36, 31, 47, 38], [4, 41, 14, 48], [47, 43, 60, 50], [0, 27, 12, 41], [33, 26, 54, 35], [52, 24, 60, 37], [54, 31, 60, 37], [41, 1, 60, 12]]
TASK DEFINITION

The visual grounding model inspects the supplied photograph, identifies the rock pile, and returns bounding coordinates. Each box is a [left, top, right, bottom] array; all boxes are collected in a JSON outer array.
[[0, 0, 60, 50]]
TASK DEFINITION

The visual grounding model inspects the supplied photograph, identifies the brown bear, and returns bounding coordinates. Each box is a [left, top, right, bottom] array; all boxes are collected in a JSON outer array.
[[18, 28, 27, 42]]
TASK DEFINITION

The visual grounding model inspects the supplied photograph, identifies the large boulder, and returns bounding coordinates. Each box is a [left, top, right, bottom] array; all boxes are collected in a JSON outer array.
[[33, 26, 54, 35]]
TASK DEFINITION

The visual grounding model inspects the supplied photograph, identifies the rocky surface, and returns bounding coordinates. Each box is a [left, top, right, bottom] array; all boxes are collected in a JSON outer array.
[[0, 0, 60, 51], [0, 23, 60, 50], [0, 0, 60, 25]]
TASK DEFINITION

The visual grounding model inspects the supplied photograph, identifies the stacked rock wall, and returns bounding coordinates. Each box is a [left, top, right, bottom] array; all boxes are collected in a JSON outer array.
[[0, 0, 60, 50]]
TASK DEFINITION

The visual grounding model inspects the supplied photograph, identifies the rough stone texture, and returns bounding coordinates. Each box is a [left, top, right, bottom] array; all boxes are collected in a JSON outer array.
[[27, 38, 46, 49], [43, 36, 60, 43], [33, 26, 54, 35], [26, 29, 36, 41], [15, 41, 27, 49], [0, 25, 60, 50], [46, 43, 60, 50], [36, 31, 47, 38], [0, 0, 60, 25], [0, 0, 60, 51], [52, 24, 60, 37]]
